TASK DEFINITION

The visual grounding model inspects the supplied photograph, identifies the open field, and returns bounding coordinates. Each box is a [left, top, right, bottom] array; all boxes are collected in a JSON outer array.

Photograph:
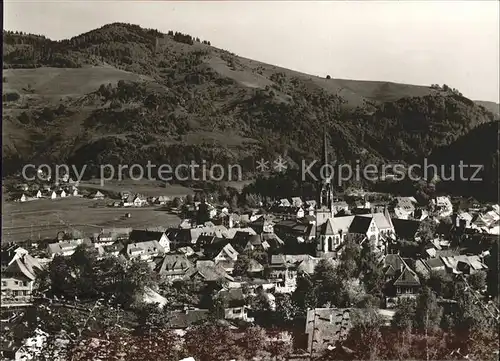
[[2, 197, 181, 243], [78, 179, 194, 198]]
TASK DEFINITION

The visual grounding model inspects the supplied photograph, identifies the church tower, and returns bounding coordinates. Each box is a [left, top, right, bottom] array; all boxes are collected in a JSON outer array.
[[316, 128, 334, 228]]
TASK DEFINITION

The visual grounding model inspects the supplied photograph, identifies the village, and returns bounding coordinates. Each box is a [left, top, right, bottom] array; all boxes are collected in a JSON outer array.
[[1, 141, 499, 361]]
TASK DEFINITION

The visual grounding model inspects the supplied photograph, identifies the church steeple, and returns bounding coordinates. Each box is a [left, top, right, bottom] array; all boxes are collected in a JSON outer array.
[[318, 127, 334, 212]]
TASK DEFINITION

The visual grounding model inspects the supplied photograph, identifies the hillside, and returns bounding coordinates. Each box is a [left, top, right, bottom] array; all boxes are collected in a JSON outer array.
[[2, 23, 498, 196]]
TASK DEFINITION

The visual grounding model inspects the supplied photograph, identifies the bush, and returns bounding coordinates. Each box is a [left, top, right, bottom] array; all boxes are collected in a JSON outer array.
[[2, 92, 20, 102], [326, 75, 331, 79]]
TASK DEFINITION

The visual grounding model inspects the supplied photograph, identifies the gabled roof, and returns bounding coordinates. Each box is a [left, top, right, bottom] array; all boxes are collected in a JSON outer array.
[[204, 241, 238, 260], [392, 219, 421, 240], [382, 254, 405, 274], [155, 254, 192, 275], [396, 197, 416, 211], [328, 216, 355, 235], [47, 240, 80, 255], [318, 218, 336, 236], [360, 212, 393, 230], [166, 228, 192, 244], [129, 230, 165, 243], [185, 260, 234, 282], [393, 266, 420, 287], [167, 309, 210, 329], [217, 288, 246, 307], [3, 255, 43, 281], [348, 216, 372, 234], [126, 240, 164, 255]]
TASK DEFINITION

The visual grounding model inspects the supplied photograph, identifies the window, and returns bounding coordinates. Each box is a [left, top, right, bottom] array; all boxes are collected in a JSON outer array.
[[233, 308, 241, 314], [397, 287, 401, 294], [1, 281, 6, 287]]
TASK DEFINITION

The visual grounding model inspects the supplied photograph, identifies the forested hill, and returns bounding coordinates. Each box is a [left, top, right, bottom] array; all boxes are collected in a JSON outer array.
[[429, 120, 499, 200], [2, 23, 497, 198]]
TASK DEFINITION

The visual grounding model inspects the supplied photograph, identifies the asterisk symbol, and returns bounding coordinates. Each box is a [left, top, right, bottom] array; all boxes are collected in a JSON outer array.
[[273, 156, 288, 172], [256, 158, 269, 172]]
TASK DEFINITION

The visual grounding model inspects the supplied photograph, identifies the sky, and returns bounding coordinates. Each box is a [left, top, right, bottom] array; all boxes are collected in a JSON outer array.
[[4, 0, 499, 102]]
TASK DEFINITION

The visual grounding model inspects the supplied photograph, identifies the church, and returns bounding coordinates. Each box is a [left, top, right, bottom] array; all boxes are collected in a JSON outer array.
[[314, 131, 395, 258]]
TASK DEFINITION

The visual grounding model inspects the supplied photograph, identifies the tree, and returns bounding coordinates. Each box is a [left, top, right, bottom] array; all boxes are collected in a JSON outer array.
[[184, 322, 240, 361], [346, 308, 385, 360], [326, 75, 331, 79], [196, 201, 210, 224], [172, 196, 182, 208], [468, 271, 486, 291], [134, 302, 171, 335], [415, 287, 443, 333], [392, 297, 416, 333], [359, 246, 384, 296], [274, 293, 297, 325], [417, 218, 436, 242], [233, 255, 252, 277], [237, 326, 269, 360], [292, 273, 317, 315], [426, 270, 454, 299]]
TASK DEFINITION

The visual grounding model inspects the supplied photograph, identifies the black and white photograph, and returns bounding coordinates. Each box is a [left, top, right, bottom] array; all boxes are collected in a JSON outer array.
[[1, 1, 499, 360]]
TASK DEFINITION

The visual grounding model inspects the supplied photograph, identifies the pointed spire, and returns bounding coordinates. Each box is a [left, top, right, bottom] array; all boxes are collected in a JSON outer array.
[[322, 126, 328, 169]]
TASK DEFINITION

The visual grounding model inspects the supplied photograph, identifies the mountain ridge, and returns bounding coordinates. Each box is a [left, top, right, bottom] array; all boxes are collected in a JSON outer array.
[[2, 23, 498, 199]]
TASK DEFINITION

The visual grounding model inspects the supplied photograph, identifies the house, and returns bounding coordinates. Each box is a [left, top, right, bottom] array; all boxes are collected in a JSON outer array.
[[92, 191, 105, 200], [71, 188, 79, 197], [415, 257, 446, 278], [393, 197, 417, 220], [432, 196, 453, 218], [441, 255, 488, 275], [305, 308, 394, 354], [184, 260, 234, 283], [19, 194, 27, 202], [128, 230, 170, 251], [291, 197, 303, 208], [166, 228, 196, 249], [381, 254, 421, 299], [331, 201, 349, 216], [42, 190, 57, 199], [204, 241, 239, 263], [35, 190, 42, 199], [1, 253, 44, 306], [59, 189, 67, 198], [217, 288, 253, 322], [248, 216, 275, 234], [269, 255, 323, 293], [455, 212, 473, 228], [167, 309, 210, 336], [203, 241, 239, 273], [92, 232, 115, 247], [1, 245, 29, 271], [154, 254, 193, 281], [278, 198, 292, 207], [101, 242, 124, 257], [125, 241, 165, 261], [47, 239, 83, 258], [132, 194, 147, 207], [156, 195, 170, 205]]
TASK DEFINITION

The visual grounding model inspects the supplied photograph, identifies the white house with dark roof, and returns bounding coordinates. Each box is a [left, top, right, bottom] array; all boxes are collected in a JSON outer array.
[[47, 239, 83, 258], [128, 230, 169, 251], [125, 241, 165, 261], [1, 252, 44, 306]]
